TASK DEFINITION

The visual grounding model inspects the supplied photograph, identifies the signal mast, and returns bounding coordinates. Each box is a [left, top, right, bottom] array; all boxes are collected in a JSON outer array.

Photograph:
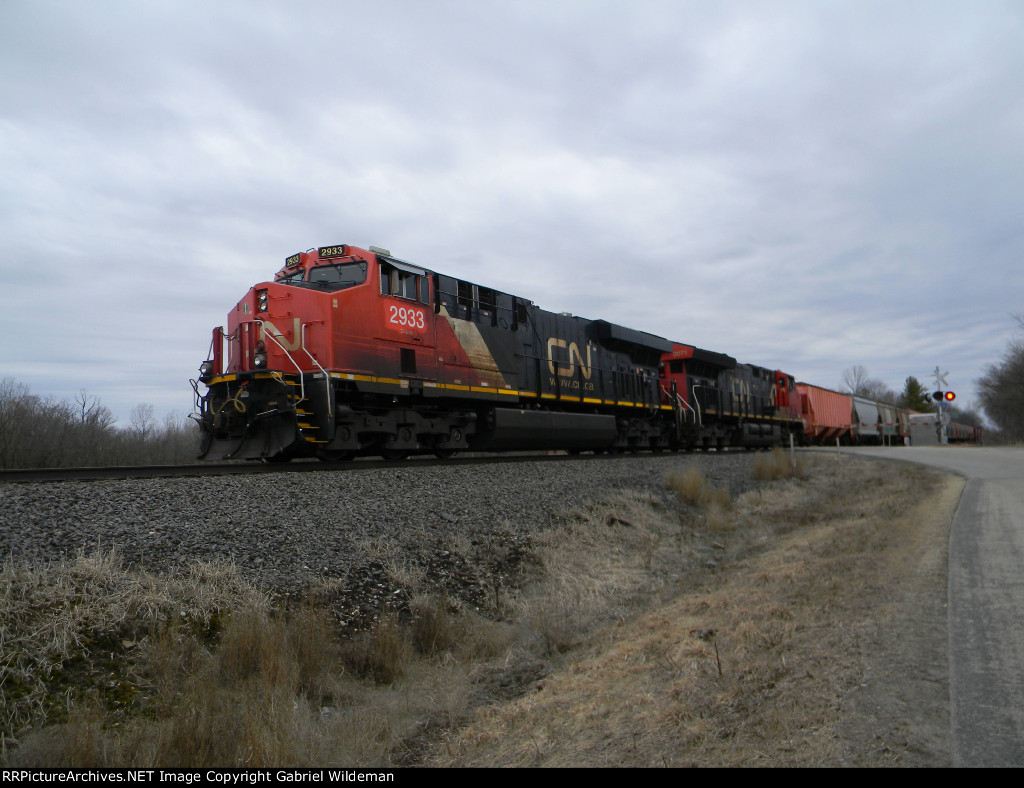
[[930, 366, 956, 444]]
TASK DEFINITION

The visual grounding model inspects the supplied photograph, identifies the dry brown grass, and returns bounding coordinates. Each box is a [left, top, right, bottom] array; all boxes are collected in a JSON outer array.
[[0, 553, 516, 767], [0, 550, 263, 748], [343, 610, 413, 685], [665, 466, 735, 536], [409, 594, 458, 657], [513, 495, 665, 655], [666, 467, 732, 510], [427, 457, 959, 767], [753, 446, 806, 481], [2, 455, 958, 767]]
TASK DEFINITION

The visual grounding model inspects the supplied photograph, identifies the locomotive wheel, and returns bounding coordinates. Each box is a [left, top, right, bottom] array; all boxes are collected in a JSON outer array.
[[431, 436, 458, 459]]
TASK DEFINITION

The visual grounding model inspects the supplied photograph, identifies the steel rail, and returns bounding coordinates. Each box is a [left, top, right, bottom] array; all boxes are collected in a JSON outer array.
[[0, 448, 739, 485]]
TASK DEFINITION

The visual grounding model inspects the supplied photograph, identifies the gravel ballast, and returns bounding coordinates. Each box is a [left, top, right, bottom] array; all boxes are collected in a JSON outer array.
[[1, 453, 760, 624]]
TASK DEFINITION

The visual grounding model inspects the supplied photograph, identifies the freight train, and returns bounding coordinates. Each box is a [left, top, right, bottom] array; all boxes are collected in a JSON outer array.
[[797, 383, 981, 446], [191, 243, 973, 461]]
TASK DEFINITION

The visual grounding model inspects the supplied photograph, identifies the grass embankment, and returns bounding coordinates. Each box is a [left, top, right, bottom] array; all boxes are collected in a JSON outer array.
[[1, 449, 956, 766]]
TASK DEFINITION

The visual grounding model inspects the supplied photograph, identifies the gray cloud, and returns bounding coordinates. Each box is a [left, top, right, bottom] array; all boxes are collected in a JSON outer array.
[[1, 0, 1021, 423]]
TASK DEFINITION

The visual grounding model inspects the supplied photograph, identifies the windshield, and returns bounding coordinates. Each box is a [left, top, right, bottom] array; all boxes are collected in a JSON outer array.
[[308, 262, 367, 290], [279, 262, 368, 292]]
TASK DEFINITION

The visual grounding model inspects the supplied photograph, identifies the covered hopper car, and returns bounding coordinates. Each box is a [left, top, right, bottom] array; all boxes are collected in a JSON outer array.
[[797, 383, 978, 446]]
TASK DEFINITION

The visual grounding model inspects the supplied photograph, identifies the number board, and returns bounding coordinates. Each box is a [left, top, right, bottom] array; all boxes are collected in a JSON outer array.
[[388, 304, 426, 331]]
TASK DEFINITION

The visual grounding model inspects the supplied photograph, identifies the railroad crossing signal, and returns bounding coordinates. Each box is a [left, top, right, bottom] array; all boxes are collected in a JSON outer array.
[[929, 368, 954, 445]]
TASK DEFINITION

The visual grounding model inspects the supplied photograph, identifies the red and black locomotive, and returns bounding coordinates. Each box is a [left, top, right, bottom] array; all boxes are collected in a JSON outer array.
[[193, 243, 805, 460]]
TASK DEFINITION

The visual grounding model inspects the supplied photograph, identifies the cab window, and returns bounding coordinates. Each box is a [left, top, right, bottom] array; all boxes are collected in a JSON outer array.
[[380, 262, 429, 303], [305, 262, 367, 291]]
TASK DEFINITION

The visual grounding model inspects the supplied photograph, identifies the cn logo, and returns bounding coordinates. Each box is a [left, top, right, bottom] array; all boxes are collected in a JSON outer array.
[[546, 337, 592, 379], [260, 319, 302, 352]]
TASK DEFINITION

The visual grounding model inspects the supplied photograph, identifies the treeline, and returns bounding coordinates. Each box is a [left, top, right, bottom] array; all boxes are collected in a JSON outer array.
[[0, 378, 198, 469], [840, 365, 985, 428], [978, 317, 1024, 443]]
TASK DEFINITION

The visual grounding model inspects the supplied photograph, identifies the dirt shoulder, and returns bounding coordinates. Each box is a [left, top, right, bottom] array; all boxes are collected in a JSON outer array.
[[428, 455, 962, 767]]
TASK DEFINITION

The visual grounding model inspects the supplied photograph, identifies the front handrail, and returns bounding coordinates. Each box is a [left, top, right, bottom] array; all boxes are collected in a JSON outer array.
[[301, 323, 332, 420], [690, 385, 705, 427], [660, 384, 696, 425], [207, 326, 240, 378], [256, 320, 306, 401]]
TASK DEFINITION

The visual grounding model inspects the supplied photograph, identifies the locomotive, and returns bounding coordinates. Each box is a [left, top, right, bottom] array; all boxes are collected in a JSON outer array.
[[192, 243, 805, 461]]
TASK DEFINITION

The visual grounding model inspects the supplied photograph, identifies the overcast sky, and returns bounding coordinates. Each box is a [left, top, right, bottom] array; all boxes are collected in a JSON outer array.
[[2, 0, 1022, 426]]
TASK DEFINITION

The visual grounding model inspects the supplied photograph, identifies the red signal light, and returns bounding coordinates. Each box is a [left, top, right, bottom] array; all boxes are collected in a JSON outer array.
[[944, 391, 956, 402]]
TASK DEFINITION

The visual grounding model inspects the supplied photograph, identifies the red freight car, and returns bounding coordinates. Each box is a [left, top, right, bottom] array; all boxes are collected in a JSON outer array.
[[795, 383, 853, 444]]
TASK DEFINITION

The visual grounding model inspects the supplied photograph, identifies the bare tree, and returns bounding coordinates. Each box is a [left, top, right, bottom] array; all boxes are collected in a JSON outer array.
[[978, 337, 1024, 442], [946, 402, 985, 429], [74, 389, 115, 430], [841, 365, 871, 395], [840, 366, 897, 404], [860, 379, 898, 405], [0, 380, 185, 468], [75, 389, 98, 423], [0, 377, 33, 467], [129, 403, 155, 440]]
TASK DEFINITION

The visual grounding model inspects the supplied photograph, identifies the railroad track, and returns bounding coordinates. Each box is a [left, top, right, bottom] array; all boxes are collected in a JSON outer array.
[[0, 449, 757, 621], [0, 448, 718, 484]]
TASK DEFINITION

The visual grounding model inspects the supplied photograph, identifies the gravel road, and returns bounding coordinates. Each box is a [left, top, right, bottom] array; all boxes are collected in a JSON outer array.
[[824, 446, 1024, 768]]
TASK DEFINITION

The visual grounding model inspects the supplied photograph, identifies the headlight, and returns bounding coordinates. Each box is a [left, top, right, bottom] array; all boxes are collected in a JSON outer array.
[[199, 361, 214, 379], [257, 290, 269, 312], [253, 352, 267, 368]]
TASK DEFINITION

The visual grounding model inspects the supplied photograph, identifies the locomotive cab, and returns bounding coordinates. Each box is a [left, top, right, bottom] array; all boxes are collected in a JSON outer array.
[[195, 244, 455, 460], [196, 245, 380, 459]]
